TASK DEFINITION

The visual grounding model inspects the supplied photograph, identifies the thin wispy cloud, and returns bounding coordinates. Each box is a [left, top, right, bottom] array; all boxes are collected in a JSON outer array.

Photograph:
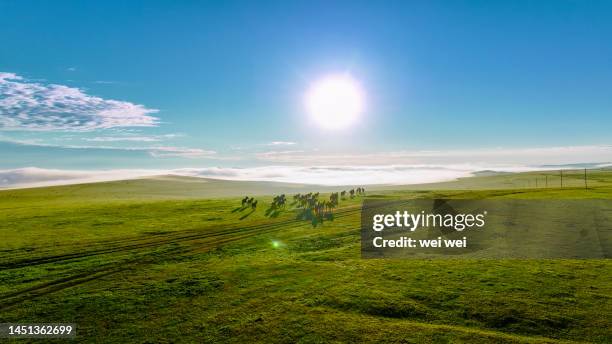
[[148, 146, 217, 158], [255, 145, 612, 166], [265, 141, 297, 146], [0, 72, 159, 131], [0, 136, 217, 159], [84, 133, 181, 142], [256, 150, 305, 160], [85, 136, 162, 142]]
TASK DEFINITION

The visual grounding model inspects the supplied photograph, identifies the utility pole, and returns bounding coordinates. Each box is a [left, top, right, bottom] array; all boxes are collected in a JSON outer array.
[[545, 175, 548, 188], [560, 170, 563, 188], [584, 168, 588, 190]]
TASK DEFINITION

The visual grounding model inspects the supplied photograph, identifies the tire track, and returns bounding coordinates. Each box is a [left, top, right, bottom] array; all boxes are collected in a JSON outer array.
[[0, 204, 365, 269], [0, 214, 338, 310], [0, 199, 413, 310]]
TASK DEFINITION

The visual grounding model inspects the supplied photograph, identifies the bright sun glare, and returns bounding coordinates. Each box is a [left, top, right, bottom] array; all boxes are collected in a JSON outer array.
[[305, 74, 365, 130]]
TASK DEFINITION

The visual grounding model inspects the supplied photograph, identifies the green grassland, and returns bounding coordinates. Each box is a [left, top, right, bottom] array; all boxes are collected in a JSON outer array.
[[0, 170, 611, 343]]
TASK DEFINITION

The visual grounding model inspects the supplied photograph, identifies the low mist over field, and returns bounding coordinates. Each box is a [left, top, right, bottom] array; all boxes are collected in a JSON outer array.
[[2, 163, 611, 189]]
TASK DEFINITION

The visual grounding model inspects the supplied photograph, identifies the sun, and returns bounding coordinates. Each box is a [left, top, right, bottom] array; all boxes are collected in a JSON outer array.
[[305, 74, 365, 130]]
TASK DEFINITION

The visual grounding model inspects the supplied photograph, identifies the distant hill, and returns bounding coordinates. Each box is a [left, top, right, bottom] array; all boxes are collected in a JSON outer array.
[[471, 170, 513, 177], [0, 175, 342, 203]]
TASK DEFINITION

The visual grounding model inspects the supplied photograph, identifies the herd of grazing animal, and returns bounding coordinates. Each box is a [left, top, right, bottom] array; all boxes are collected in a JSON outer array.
[[241, 196, 258, 210], [340, 187, 365, 200], [239, 187, 365, 226], [270, 194, 287, 209]]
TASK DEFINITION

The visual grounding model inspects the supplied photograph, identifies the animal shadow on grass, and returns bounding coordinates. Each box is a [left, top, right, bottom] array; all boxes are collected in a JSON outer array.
[[296, 208, 335, 227], [232, 206, 248, 213], [239, 209, 255, 220], [265, 207, 281, 218], [296, 208, 312, 221]]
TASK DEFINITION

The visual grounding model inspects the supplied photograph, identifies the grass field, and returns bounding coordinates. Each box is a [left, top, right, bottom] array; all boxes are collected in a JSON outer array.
[[0, 170, 611, 343]]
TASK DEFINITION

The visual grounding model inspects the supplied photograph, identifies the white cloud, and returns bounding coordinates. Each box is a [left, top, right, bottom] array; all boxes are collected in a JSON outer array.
[[0, 73, 21, 80], [265, 141, 297, 146], [0, 136, 217, 159], [0, 72, 159, 131], [84, 134, 181, 142], [255, 150, 305, 160], [85, 136, 162, 142], [148, 146, 217, 158], [255, 145, 612, 166]]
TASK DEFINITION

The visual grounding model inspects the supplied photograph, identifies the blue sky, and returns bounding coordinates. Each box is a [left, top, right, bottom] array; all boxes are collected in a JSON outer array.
[[1, 1, 611, 186]]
